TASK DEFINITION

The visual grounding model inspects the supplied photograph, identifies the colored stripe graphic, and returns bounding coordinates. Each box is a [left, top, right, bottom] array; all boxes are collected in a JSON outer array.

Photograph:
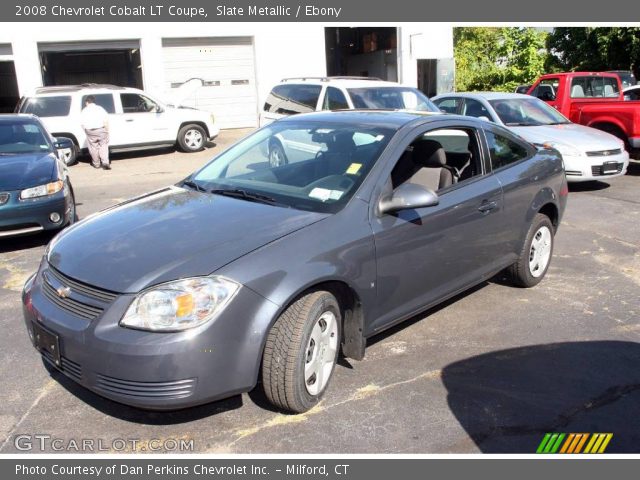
[[538, 433, 613, 454]]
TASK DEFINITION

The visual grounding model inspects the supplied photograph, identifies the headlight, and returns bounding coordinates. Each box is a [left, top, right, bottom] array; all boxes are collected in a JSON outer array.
[[120, 276, 240, 332], [542, 141, 582, 158], [20, 180, 64, 200]]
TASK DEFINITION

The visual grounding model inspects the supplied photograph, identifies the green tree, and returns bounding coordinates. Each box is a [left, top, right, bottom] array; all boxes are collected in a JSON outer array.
[[454, 27, 549, 92], [546, 27, 640, 79]]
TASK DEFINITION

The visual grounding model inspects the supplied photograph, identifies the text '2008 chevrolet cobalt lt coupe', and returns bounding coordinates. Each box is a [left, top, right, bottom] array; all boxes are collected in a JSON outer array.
[[22, 111, 568, 413]]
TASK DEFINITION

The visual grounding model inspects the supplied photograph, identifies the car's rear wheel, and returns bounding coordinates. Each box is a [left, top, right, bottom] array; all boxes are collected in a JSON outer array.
[[60, 145, 78, 166], [262, 290, 341, 413], [177, 124, 206, 152], [508, 213, 554, 287]]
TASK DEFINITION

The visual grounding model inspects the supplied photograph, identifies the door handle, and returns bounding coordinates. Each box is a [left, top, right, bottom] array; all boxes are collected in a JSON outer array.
[[478, 200, 498, 214], [125, 119, 134, 122]]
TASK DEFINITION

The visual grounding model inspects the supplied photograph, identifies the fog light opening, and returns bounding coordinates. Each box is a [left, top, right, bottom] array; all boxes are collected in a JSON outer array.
[[49, 212, 62, 224]]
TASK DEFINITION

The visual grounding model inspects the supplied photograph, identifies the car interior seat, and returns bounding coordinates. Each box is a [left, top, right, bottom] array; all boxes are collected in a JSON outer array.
[[571, 84, 585, 97], [604, 84, 615, 97], [391, 139, 454, 191], [464, 102, 487, 118]]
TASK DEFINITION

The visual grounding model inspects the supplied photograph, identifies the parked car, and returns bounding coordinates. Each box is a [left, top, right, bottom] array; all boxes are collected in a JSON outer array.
[[431, 92, 629, 182], [527, 72, 640, 153], [260, 77, 440, 166], [260, 76, 440, 126], [607, 70, 637, 89], [16, 83, 220, 166], [624, 85, 640, 101], [0, 115, 76, 238], [22, 111, 567, 413]]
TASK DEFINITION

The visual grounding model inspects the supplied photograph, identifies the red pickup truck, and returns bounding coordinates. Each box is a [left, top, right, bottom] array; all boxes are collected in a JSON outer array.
[[528, 72, 640, 153]]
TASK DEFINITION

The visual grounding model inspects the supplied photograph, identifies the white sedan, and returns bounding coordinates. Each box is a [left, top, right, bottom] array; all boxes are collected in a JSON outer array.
[[432, 92, 629, 182]]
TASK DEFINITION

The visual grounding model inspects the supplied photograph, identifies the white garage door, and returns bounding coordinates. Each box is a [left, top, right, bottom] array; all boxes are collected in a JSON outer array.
[[162, 37, 257, 129]]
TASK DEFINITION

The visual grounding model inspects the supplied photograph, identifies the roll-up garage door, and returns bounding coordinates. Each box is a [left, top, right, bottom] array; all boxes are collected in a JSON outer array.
[[162, 37, 257, 129]]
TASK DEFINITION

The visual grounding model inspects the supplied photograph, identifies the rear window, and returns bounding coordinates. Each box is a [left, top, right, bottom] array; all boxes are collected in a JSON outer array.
[[20, 96, 72, 117], [263, 84, 322, 115], [570, 76, 620, 98], [81, 94, 115, 114]]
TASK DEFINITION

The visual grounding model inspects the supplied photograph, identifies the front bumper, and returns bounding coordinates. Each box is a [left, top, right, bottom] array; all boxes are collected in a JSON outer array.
[[562, 150, 629, 182], [0, 187, 72, 238], [22, 262, 279, 410]]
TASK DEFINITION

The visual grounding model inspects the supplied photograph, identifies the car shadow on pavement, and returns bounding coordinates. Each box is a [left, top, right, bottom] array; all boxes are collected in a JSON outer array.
[[43, 361, 243, 425], [0, 231, 56, 254], [626, 159, 640, 176], [442, 340, 640, 453], [568, 181, 611, 192]]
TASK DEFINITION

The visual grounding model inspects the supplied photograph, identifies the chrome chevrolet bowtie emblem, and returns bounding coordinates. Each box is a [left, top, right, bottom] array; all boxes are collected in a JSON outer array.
[[56, 286, 72, 298], [603, 150, 610, 156]]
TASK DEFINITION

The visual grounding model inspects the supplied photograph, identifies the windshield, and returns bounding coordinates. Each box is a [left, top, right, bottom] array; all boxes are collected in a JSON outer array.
[[489, 98, 571, 126], [190, 121, 394, 213], [347, 87, 439, 112], [0, 122, 52, 155]]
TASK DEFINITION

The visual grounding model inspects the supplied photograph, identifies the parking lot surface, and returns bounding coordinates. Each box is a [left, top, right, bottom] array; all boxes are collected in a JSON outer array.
[[1, 130, 639, 453]]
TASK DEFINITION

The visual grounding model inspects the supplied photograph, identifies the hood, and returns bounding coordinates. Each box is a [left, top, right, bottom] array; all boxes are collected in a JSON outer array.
[[47, 187, 328, 293], [0, 152, 56, 191], [510, 123, 623, 152], [164, 78, 203, 107]]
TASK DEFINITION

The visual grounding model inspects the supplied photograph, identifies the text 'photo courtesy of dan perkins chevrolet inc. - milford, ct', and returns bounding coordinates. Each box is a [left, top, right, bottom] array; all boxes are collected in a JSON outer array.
[[36, 4, 344, 18]]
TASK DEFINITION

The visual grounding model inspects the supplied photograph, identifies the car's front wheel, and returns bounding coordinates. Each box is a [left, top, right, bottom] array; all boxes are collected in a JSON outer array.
[[177, 124, 206, 152], [508, 213, 554, 287], [262, 290, 341, 413]]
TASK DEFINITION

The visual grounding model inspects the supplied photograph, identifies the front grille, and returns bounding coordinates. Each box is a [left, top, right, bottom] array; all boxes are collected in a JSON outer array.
[[591, 163, 624, 176], [47, 267, 118, 303], [586, 148, 622, 157], [42, 280, 104, 320], [42, 351, 83, 382], [0, 192, 9, 205], [95, 374, 196, 400]]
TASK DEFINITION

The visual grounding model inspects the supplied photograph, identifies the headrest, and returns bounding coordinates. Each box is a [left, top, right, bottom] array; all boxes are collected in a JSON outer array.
[[412, 139, 446, 168]]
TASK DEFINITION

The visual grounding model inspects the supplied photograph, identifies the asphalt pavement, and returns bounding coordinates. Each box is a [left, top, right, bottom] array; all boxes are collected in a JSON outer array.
[[1, 131, 639, 453]]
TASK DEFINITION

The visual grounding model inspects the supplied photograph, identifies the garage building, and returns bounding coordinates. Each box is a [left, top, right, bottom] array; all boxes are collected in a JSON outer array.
[[0, 24, 454, 129]]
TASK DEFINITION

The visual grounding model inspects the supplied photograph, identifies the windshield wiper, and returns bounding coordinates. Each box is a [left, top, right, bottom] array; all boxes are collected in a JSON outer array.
[[210, 188, 279, 206], [182, 179, 206, 192]]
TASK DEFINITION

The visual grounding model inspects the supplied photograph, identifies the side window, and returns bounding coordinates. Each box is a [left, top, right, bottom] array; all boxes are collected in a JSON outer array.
[[323, 87, 349, 110], [120, 93, 158, 113], [390, 127, 483, 193], [485, 130, 530, 170], [433, 98, 460, 114], [531, 78, 559, 101], [20, 96, 72, 117], [81, 94, 115, 114], [462, 99, 490, 119], [263, 84, 322, 115]]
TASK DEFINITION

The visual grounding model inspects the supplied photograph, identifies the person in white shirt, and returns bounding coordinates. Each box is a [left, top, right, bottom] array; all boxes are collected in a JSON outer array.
[[81, 96, 111, 170]]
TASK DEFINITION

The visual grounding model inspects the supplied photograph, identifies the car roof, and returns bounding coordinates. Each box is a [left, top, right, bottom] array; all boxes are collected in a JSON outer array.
[[434, 92, 534, 101], [275, 110, 454, 128], [0, 114, 42, 124], [28, 84, 129, 96], [278, 77, 414, 89]]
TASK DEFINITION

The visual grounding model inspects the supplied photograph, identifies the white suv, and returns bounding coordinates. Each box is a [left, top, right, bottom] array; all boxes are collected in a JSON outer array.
[[17, 84, 219, 165], [260, 77, 440, 127]]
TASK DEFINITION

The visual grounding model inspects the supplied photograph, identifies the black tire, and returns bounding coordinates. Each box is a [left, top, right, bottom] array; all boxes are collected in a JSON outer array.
[[262, 290, 341, 413], [268, 141, 288, 167], [61, 145, 78, 166], [508, 213, 554, 288], [64, 189, 77, 227], [177, 124, 207, 152]]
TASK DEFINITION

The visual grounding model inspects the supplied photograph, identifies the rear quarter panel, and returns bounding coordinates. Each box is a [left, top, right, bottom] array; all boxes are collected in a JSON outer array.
[[493, 148, 566, 253], [568, 100, 640, 137]]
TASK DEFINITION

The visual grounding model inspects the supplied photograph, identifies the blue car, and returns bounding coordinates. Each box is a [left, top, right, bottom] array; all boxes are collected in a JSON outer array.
[[0, 115, 76, 238]]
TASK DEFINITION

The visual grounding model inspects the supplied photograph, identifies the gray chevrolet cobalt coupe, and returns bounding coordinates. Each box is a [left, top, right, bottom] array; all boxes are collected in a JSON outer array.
[[22, 111, 567, 413]]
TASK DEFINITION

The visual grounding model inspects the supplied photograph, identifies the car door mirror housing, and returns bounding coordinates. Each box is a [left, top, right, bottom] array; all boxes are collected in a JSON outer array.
[[478, 115, 491, 122], [379, 183, 439, 215], [53, 137, 74, 150]]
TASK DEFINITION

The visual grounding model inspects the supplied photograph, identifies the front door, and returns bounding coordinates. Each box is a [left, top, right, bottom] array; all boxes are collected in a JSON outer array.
[[112, 92, 172, 146], [369, 123, 508, 334]]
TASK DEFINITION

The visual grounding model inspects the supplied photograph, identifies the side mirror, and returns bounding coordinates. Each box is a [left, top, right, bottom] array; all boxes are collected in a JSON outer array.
[[154, 105, 165, 113], [53, 137, 74, 149], [379, 183, 439, 215], [478, 115, 491, 122]]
